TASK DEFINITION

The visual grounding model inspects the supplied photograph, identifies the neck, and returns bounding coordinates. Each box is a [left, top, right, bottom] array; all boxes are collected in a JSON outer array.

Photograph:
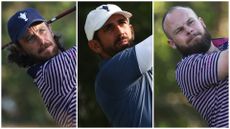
[[100, 54, 111, 60], [206, 41, 219, 54]]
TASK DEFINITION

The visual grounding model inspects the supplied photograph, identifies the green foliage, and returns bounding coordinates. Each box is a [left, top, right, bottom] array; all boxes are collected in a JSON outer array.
[[78, 2, 152, 127], [2, 2, 76, 127], [154, 1, 228, 127]]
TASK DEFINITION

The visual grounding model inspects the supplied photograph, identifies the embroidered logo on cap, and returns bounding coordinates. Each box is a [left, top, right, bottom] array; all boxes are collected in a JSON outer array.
[[18, 12, 28, 22], [101, 5, 109, 12]]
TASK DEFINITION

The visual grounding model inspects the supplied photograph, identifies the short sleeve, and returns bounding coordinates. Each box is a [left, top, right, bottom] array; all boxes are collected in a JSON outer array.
[[176, 52, 221, 97]]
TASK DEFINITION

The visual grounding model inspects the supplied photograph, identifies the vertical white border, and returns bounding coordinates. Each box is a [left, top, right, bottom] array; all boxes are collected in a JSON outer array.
[[152, 0, 154, 127], [76, 1, 78, 127]]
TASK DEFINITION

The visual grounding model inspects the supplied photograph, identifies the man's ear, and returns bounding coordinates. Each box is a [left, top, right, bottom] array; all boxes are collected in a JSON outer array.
[[88, 40, 102, 54], [168, 39, 177, 49], [129, 24, 134, 34], [129, 24, 135, 40], [129, 24, 133, 30], [198, 17, 206, 28]]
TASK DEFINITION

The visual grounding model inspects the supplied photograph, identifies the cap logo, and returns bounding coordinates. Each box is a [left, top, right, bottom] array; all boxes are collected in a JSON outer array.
[[18, 12, 28, 22], [101, 5, 109, 12]]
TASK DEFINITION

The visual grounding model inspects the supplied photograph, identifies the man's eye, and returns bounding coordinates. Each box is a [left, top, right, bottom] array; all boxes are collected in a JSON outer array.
[[26, 35, 35, 43], [119, 19, 127, 24], [175, 28, 183, 34], [104, 24, 114, 32], [188, 20, 194, 25], [39, 29, 46, 34]]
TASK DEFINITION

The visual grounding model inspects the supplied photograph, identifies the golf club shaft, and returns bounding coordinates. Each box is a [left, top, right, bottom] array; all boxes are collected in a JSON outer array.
[[47, 6, 76, 24]]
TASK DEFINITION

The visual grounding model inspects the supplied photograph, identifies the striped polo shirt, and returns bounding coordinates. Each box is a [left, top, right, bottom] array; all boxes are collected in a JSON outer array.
[[175, 39, 228, 127], [27, 46, 77, 127]]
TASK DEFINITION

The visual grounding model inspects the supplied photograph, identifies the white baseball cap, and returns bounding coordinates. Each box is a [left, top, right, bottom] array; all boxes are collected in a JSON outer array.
[[84, 4, 132, 41]]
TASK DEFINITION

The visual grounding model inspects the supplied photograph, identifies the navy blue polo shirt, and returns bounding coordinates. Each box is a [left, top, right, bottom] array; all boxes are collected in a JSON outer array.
[[95, 36, 153, 127]]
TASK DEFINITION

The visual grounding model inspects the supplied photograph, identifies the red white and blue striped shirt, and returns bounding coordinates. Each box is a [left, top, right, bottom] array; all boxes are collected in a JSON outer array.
[[27, 46, 77, 127], [176, 39, 228, 127]]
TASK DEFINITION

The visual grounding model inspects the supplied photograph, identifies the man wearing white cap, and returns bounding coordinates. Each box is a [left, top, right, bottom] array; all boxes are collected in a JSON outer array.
[[84, 4, 152, 127]]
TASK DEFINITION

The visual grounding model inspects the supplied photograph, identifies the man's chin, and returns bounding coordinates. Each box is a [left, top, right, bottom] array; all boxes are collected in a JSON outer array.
[[45, 45, 59, 55], [117, 44, 130, 51], [39, 50, 57, 61], [119, 40, 133, 47], [189, 35, 202, 45]]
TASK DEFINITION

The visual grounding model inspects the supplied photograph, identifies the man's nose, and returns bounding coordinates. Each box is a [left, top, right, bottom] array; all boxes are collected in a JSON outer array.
[[114, 25, 124, 34], [185, 26, 194, 35], [36, 34, 45, 45]]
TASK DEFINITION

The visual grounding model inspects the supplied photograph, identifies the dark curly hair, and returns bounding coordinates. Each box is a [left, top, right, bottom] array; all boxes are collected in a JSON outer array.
[[7, 33, 65, 68]]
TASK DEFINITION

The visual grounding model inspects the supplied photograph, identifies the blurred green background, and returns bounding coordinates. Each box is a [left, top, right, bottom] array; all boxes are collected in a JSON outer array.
[[78, 2, 152, 127], [154, 1, 228, 127], [2, 2, 76, 127]]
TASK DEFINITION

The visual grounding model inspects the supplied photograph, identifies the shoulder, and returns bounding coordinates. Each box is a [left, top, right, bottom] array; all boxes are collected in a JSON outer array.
[[96, 47, 139, 89], [35, 46, 77, 82], [51, 46, 76, 64], [176, 52, 221, 83], [56, 46, 77, 59], [28, 46, 77, 78], [177, 52, 221, 69], [176, 52, 221, 93], [47, 46, 76, 71], [101, 35, 153, 71], [101, 47, 137, 70]]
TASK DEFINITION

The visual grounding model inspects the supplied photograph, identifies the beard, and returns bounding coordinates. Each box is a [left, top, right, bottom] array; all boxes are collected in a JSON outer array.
[[175, 28, 212, 57], [26, 43, 59, 64], [98, 29, 135, 57], [104, 37, 134, 57]]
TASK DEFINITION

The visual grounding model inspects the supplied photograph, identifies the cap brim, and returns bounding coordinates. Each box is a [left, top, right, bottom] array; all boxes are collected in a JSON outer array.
[[115, 11, 132, 19]]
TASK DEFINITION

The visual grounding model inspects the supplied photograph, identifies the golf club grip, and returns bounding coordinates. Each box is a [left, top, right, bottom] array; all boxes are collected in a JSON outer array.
[[47, 6, 76, 24]]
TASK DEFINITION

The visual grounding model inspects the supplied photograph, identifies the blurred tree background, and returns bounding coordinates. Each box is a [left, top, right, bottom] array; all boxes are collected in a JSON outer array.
[[78, 2, 152, 127], [2, 2, 76, 127], [154, 2, 228, 127]]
